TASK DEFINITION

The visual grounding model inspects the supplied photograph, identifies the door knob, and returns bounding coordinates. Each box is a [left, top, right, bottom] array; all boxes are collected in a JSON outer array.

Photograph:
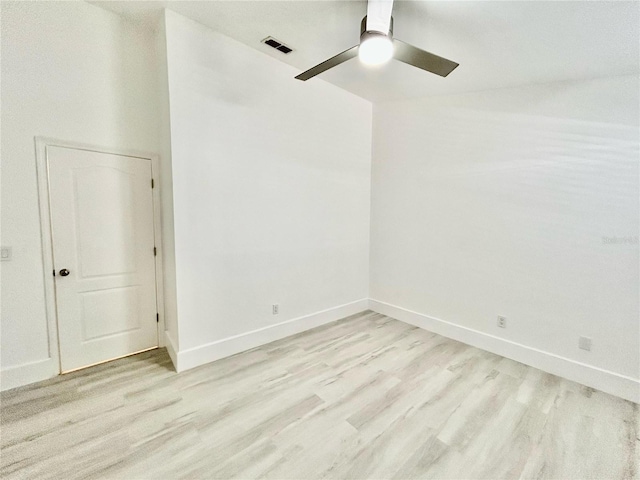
[[59, 269, 70, 277]]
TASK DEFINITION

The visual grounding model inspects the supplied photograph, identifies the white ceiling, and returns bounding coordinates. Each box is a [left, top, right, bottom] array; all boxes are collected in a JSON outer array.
[[91, 0, 640, 103]]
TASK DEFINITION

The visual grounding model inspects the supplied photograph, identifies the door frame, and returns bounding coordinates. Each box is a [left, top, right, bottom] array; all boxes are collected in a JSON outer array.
[[35, 137, 166, 374]]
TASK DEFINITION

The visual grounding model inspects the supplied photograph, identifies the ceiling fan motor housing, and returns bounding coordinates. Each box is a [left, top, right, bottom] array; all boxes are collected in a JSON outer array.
[[360, 15, 394, 41]]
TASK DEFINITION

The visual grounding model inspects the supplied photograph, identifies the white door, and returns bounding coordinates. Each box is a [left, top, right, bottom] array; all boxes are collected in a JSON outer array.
[[47, 146, 158, 372]]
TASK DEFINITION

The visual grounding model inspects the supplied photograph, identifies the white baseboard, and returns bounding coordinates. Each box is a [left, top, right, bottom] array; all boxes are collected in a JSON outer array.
[[164, 331, 179, 370], [7, 299, 635, 404], [0, 358, 59, 392], [369, 299, 639, 404], [175, 299, 370, 372]]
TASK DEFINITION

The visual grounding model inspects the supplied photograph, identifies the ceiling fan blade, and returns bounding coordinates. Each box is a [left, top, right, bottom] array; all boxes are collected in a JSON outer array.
[[393, 39, 459, 77], [295, 45, 359, 81], [366, 0, 394, 34]]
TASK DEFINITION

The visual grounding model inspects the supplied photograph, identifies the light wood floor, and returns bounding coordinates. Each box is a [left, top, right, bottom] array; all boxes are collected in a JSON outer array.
[[1, 311, 638, 479]]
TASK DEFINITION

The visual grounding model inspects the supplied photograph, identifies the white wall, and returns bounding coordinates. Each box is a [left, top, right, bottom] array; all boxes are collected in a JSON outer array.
[[370, 75, 640, 401], [3, 2, 637, 404], [155, 12, 180, 359], [163, 11, 371, 368], [0, 1, 160, 387]]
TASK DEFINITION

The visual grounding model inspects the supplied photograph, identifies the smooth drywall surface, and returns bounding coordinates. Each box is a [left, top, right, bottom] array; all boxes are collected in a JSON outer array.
[[164, 11, 371, 354], [0, 1, 160, 383], [370, 75, 639, 383], [155, 12, 179, 352]]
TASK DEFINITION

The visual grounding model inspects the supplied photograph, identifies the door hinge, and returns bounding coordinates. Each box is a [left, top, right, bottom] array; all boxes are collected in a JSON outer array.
[[151, 178, 155, 189], [156, 313, 159, 323], [153, 246, 157, 256]]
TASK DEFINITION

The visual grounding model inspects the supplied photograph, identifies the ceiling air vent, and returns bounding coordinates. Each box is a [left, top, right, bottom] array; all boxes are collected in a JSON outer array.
[[262, 36, 294, 54]]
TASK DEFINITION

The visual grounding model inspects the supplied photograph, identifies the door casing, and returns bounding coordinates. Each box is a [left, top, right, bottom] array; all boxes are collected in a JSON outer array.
[[35, 137, 166, 375]]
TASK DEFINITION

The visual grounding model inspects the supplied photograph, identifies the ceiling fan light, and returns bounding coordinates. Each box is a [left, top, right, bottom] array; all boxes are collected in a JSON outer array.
[[358, 35, 393, 66]]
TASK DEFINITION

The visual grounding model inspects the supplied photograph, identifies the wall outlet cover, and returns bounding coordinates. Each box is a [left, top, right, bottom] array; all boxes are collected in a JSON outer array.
[[1, 246, 12, 261], [579, 336, 592, 351], [497, 316, 507, 328]]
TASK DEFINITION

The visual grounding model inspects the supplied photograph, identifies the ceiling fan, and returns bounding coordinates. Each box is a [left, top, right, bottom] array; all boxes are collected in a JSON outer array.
[[295, 0, 459, 81]]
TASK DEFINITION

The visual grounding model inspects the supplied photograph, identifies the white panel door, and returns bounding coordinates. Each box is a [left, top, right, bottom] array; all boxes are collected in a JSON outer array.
[[47, 146, 158, 372]]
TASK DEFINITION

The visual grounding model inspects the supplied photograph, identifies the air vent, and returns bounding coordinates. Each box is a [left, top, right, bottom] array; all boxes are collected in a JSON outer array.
[[262, 36, 294, 54]]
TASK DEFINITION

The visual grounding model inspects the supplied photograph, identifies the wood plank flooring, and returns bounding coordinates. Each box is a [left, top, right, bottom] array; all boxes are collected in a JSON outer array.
[[1, 311, 638, 479]]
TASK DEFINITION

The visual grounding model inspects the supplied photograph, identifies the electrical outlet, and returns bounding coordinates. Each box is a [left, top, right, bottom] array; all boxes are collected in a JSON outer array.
[[0, 246, 12, 261], [579, 336, 591, 351], [497, 316, 507, 328], [272, 304, 279, 315]]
